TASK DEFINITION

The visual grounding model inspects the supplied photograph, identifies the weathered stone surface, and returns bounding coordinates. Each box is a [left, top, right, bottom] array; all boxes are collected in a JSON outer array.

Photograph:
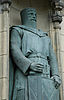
[[0, 55, 8, 79], [0, 4, 2, 14], [0, 56, 2, 78], [63, 90, 64, 100], [0, 13, 8, 32], [2, 78, 8, 100], [0, 79, 2, 99], [60, 52, 64, 72], [0, 2, 9, 100], [60, 35, 64, 51], [0, 0, 12, 5], [10, 8, 61, 100], [2, 55, 8, 78], [28, 76, 59, 100], [0, 14, 4, 32], [61, 17, 64, 34], [62, 73, 64, 88], [0, 32, 8, 55]]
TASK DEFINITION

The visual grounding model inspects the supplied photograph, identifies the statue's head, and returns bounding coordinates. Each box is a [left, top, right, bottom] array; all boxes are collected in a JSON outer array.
[[20, 8, 37, 28]]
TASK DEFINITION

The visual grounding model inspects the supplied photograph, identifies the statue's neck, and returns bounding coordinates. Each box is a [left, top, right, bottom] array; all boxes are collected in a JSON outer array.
[[22, 22, 37, 29]]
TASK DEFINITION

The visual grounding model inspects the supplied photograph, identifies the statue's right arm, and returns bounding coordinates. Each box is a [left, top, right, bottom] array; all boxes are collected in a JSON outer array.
[[10, 28, 31, 75]]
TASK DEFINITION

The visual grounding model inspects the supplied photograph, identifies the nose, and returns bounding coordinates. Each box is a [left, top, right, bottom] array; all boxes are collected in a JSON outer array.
[[32, 14, 36, 19], [33, 14, 36, 18]]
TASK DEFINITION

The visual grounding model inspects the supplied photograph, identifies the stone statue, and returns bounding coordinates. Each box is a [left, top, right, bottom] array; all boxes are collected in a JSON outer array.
[[9, 8, 61, 100]]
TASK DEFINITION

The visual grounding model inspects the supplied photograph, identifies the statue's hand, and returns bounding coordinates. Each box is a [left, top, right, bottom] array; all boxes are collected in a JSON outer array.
[[30, 62, 43, 73], [51, 75, 61, 89]]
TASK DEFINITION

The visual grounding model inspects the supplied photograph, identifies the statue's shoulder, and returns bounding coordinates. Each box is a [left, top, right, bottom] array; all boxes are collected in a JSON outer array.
[[37, 29, 48, 37], [10, 25, 48, 37], [10, 25, 23, 33]]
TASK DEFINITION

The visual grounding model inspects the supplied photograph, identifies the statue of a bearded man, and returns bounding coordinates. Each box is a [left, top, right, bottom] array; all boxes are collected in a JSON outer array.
[[9, 8, 61, 100]]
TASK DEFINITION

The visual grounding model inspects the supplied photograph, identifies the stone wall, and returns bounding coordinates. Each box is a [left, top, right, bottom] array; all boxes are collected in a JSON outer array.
[[60, 8, 64, 99], [0, 3, 9, 100]]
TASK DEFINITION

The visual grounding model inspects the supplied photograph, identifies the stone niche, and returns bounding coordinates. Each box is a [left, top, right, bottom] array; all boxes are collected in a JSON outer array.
[[9, 0, 64, 100], [9, 0, 50, 32]]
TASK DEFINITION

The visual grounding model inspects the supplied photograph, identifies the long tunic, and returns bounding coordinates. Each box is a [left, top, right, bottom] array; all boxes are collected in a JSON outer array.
[[10, 25, 59, 100]]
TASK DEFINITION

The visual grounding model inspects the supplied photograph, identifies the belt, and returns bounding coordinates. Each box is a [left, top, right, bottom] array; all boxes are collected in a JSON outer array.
[[28, 53, 47, 60]]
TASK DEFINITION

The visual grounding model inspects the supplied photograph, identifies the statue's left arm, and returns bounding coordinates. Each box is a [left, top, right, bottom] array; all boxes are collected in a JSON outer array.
[[49, 39, 61, 88], [49, 40, 59, 76]]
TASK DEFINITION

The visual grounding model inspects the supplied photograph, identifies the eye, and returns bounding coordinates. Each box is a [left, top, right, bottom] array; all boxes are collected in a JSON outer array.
[[31, 13, 33, 15]]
